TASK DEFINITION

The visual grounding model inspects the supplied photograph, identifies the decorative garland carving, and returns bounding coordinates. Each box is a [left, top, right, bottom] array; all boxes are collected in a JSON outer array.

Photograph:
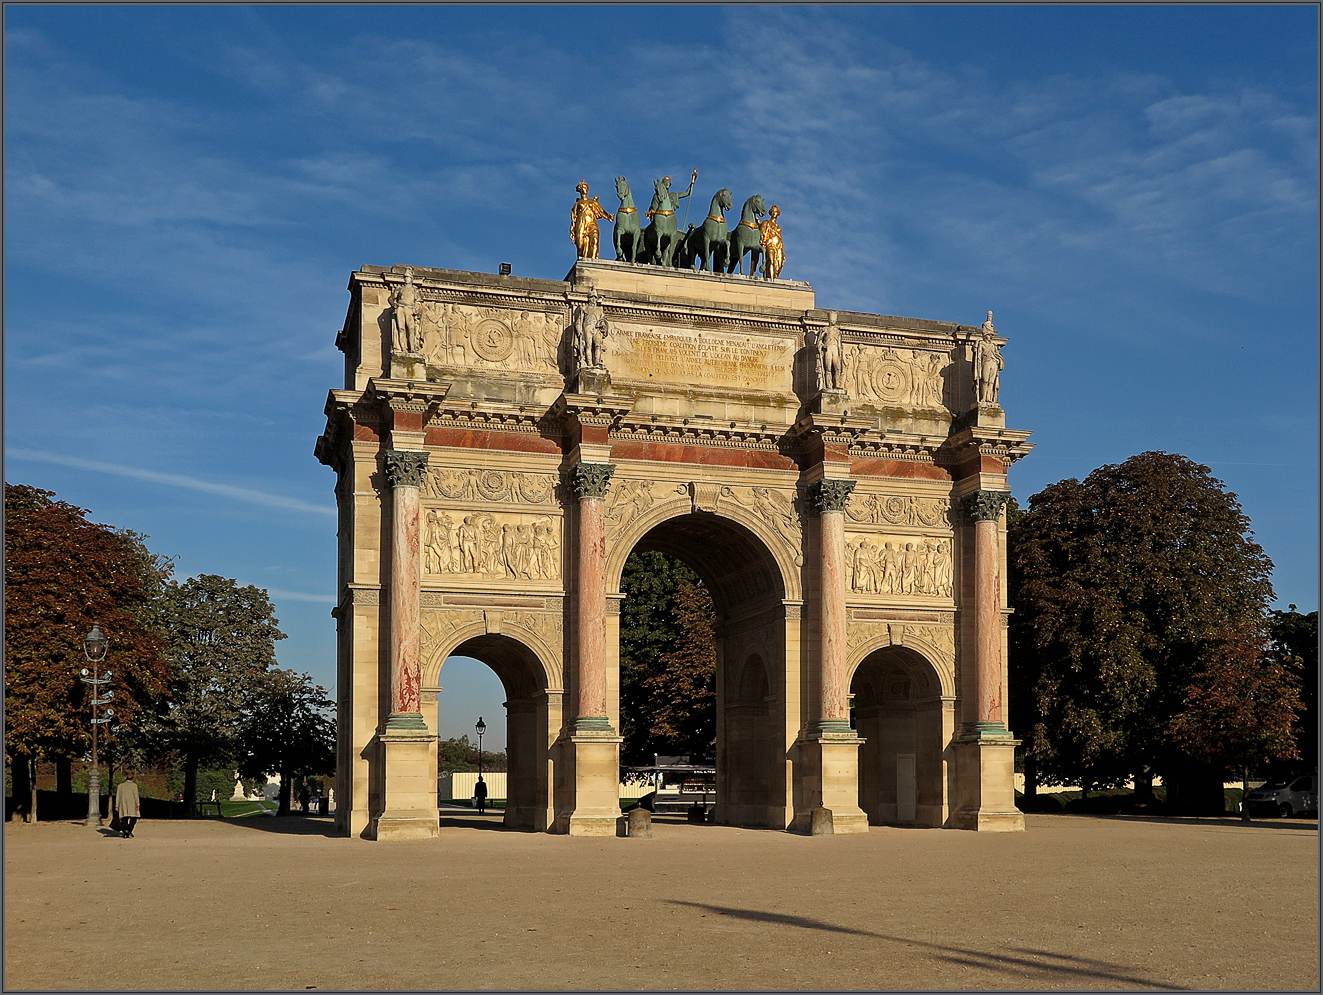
[[421, 467, 557, 506], [718, 485, 804, 566], [846, 492, 952, 529]]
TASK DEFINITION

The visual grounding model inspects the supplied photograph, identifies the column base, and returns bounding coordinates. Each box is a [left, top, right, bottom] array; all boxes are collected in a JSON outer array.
[[949, 733, 1024, 832], [792, 729, 870, 835], [373, 728, 439, 841], [553, 730, 623, 836]]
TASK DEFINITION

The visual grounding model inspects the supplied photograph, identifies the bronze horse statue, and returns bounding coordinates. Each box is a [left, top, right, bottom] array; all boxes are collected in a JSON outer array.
[[612, 176, 643, 264], [727, 194, 767, 276]]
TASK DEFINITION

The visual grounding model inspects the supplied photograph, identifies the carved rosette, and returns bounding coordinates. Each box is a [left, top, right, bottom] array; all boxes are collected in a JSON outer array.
[[570, 462, 615, 500], [961, 489, 1011, 523], [809, 478, 857, 514], [384, 450, 430, 489]]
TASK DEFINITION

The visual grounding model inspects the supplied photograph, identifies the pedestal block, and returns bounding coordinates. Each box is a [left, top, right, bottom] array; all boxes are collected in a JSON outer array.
[[373, 731, 440, 840], [794, 730, 870, 834], [556, 732, 623, 836], [949, 734, 1024, 832]]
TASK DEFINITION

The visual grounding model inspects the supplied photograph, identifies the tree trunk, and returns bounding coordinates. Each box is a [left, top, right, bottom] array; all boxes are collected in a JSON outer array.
[[1024, 756, 1038, 799], [10, 754, 35, 823], [55, 757, 72, 796], [1241, 764, 1251, 823], [183, 751, 199, 817], [278, 767, 291, 816], [1134, 771, 1154, 806]]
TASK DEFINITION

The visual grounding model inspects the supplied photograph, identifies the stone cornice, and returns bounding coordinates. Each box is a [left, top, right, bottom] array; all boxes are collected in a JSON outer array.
[[427, 400, 547, 435], [544, 392, 635, 434], [610, 413, 787, 451], [940, 425, 1034, 470]]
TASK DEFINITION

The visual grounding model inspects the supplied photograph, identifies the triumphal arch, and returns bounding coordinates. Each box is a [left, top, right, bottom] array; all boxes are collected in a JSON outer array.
[[316, 201, 1032, 840]]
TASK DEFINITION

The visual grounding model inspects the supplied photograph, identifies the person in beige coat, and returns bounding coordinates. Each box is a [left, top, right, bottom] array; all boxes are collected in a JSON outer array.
[[115, 772, 141, 838]]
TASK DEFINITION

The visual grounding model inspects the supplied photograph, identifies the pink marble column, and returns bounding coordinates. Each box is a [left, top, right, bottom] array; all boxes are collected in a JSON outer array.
[[384, 450, 430, 731], [571, 462, 615, 732], [811, 478, 856, 731], [962, 489, 1011, 733]]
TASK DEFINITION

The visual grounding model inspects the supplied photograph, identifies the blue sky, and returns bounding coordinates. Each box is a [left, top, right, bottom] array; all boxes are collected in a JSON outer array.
[[6, 6, 1317, 751]]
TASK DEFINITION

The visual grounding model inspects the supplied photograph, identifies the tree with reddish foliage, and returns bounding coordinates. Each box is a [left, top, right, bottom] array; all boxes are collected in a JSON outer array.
[[645, 581, 717, 759], [1266, 606, 1317, 777], [1170, 634, 1302, 820], [4, 484, 171, 822], [1008, 452, 1277, 809]]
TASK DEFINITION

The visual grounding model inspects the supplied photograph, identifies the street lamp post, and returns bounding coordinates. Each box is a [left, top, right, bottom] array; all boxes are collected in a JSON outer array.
[[80, 625, 114, 827], [475, 716, 486, 784]]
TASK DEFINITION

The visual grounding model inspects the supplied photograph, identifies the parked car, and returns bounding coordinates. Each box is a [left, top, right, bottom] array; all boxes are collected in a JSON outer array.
[[1243, 776, 1317, 818]]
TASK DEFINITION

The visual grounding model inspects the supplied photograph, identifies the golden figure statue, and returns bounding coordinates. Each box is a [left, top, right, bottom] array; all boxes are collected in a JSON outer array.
[[760, 203, 785, 280], [570, 180, 614, 259]]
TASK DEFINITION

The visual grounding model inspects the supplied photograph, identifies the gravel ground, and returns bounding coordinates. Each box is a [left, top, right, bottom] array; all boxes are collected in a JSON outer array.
[[4, 811, 1317, 992]]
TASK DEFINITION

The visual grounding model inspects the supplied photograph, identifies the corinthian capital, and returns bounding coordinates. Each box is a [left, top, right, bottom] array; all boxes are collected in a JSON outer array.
[[808, 478, 856, 513], [961, 489, 1011, 522], [383, 450, 430, 489], [570, 462, 615, 500]]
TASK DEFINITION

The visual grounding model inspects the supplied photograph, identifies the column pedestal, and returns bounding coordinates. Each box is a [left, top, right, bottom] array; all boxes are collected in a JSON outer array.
[[373, 730, 440, 840], [795, 728, 870, 834], [949, 734, 1024, 832], [557, 730, 624, 836]]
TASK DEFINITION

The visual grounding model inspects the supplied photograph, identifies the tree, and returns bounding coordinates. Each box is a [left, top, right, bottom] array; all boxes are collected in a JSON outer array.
[[1169, 634, 1302, 820], [618, 551, 702, 765], [4, 483, 171, 822], [437, 735, 507, 772], [1266, 606, 1318, 776], [237, 669, 335, 816], [149, 575, 285, 807], [1008, 452, 1277, 805], [646, 582, 717, 758]]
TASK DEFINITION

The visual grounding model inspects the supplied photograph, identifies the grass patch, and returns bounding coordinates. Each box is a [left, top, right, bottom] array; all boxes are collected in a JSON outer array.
[[220, 800, 276, 818]]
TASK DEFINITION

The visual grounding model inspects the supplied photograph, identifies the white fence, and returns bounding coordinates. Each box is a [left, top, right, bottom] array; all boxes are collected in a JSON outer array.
[[438, 770, 646, 801]]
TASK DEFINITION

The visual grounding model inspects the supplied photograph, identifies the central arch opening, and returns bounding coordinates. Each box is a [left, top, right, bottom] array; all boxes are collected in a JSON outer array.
[[614, 511, 789, 828]]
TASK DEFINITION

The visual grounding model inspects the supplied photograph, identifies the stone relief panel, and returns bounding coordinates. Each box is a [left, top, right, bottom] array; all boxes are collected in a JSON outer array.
[[845, 536, 953, 598], [424, 510, 562, 582], [718, 485, 803, 566], [844, 344, 950, 409], [420, 303, 563, 375], [846, 492, 952, 529], [421, 467, 558, 506], [501, 610, 564, 650], [602, 478, 684, 534], [420, 609, 486, 665]]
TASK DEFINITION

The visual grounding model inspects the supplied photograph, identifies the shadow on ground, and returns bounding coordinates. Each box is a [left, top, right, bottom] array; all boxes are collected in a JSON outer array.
[[665, 901, 1189, 990], [203, 815, 343, 838]]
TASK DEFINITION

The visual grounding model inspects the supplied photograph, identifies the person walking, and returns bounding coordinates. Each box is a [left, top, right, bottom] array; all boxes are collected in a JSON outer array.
[[298, 784, 311, 815], [473, 776, 488, 815], [115, 772, 140, 838]]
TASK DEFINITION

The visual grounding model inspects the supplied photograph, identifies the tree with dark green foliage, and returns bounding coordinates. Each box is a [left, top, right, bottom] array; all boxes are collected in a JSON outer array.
[[4, 483, 172, 822], [1008, 452, 1277, 809], [149, 575, 285, 807], [1266, 606, 1317, 776], [237, 669, 335, 816], [618, 551, 701, 765], [437, 735, 507, 772]]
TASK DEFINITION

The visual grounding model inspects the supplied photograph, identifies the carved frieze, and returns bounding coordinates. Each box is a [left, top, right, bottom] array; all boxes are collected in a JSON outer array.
[[420, 302, 562, 375], [844, 344, 949, 409], [501, 610, 564, 648], [421, 467, 557, 506], [420, 608, 485, 663], [424, 510, 561, 581], [719, 485, 804, 565], [846, 536, 953, 598], [847, 620, 956, 683], [846, 492, 952, 529]]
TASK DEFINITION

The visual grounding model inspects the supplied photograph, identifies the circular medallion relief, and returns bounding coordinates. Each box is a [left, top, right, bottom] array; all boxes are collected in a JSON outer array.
[[472, 319, 514, 362], [871, 361, 910, 403]]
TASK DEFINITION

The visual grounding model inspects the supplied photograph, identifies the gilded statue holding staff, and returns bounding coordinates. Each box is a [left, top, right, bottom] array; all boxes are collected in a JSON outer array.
[[570, 180, 614, 259], [760, 203, 785, 280]]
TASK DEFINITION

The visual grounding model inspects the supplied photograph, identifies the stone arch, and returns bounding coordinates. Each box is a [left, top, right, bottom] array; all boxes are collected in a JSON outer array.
[[850, 645, 949, 828], [609, 500, 793, 829], [423, 629, 561, 831], [847, 628, 955, 700], [605, 494, 802, 604]]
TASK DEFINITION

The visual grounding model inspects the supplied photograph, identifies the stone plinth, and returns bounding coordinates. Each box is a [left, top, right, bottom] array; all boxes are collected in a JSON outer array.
[[557, 731, 625, 836], [374, 731, 440, 840], [568, 258, 814, 311], [949, 734, 1024, 832], [795, 730, 870, 835]]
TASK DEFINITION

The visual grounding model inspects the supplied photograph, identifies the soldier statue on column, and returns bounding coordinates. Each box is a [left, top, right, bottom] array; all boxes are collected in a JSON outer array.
[[390, 268, 423, 354], [972, 311, 1003, 406]]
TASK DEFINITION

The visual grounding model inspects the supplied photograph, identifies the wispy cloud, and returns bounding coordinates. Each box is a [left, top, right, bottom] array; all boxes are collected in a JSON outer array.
[[7, 449, 335, 516]]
